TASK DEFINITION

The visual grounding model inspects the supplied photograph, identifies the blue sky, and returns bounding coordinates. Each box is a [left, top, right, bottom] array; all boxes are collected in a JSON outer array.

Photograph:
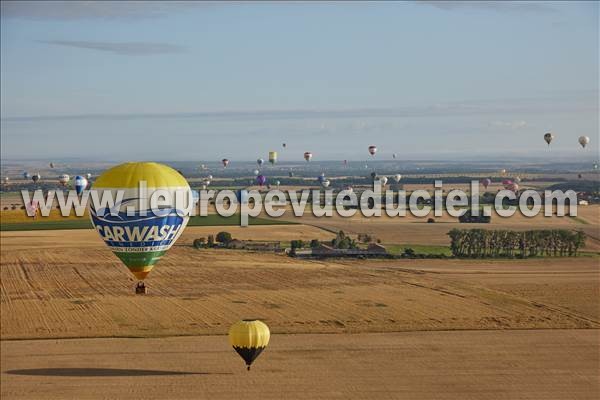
[[1, 1, 598, 161]]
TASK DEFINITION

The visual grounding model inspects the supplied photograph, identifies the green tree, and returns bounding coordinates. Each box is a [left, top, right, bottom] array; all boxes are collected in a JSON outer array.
[[216, 231, 233, 244]]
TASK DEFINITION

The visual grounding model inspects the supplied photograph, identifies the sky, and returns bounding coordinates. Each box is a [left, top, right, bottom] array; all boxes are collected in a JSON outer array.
[[1, 1, 598, 162]]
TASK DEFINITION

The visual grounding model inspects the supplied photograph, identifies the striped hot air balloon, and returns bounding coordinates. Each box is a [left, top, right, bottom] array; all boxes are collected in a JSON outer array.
[[89, 162, 191, 293]]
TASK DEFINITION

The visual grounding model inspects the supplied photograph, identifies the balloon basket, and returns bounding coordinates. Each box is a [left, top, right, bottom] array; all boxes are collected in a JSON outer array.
[[135, 282, 147, 295]]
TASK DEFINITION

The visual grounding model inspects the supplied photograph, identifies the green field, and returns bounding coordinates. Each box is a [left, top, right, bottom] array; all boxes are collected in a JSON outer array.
[[0, 214, 296, 231], [385, 243, 453, 257]]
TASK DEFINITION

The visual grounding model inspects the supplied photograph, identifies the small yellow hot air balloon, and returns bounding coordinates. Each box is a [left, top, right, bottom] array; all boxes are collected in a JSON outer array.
[[229, 320, 270, 371]]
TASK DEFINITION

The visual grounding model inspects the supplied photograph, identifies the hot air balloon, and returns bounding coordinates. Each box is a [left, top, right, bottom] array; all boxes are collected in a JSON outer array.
[[578, 136, 590, 148], [229, 320, 270, 371], [502, 179, 513, 187], [514, 176, 522, 183], [317, 173, 326, 183], [31, 174, 40, 183], [481, 178, 491, 189], [304, 152, 313, 162], [49, 162, 55, 169], [3, 176, 9, 183], [268, 151, 277, 165], [257, 158, 264, 168], [86, 173, 92, 180], [89, 162, 191, 294], [23, 172, 30, 180], [58, 174, 70, 186], [499, 169, 507, 175], [393, 174, 402, 183], [207, 175, 213, 180], [507, 183, 519, 193], [343, 159, 348, 166], [544, 132, 554, 146], [275, 180, 281, 188], [578, 174, 583, 179], [594, 162, 599, 170], [368, 145, 377, 156], [74, 175, 88, 195], [392, 153, 397, 159], [321, 179, 331, 188], [282, 143, 287, 149], [256, 175, 267, 187], [370, 172, 377, 180], [288, 171, 294, 177], [253, 169, 260, 176], [378, 176, 388, 186], [203, 179, 211, 187], [222, 159, 230, 168]]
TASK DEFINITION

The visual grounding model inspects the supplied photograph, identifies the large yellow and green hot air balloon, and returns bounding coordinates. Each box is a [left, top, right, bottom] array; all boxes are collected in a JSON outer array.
[[229, 320, 270, 371], [90, 162, 191, 293]]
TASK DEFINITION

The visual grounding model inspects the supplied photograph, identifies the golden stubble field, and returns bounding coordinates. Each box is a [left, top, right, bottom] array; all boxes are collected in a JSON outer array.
[[1, 211, 599, 399]]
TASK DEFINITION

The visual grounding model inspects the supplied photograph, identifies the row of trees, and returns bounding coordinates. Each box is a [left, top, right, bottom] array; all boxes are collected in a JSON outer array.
[[448, 228, 586, 258]]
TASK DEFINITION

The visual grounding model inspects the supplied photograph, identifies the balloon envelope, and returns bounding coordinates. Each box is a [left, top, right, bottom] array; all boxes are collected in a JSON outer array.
[[268, 151, 277, 165], [89, 162, 191, 281], [229, 320, 270, 370], [579, 136, 590, 148], [256, 175, 267, 186], [368, 145, 377, 156], [74, 175, 88, 194], [544, 133, 554, 145], [303, 152, 312, 162]]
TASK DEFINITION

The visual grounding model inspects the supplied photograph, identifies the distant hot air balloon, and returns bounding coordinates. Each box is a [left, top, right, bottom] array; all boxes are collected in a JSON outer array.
[[203, 179, 211, 187], [393, 174, 402, 183], [499, 169, 507, 175], [3, 176, 9, 183], [507, 183, 519, 193], [304, 152, 313, 162], [49, 162, 55, 169], [207, 175, 213, 180], [343, 159, 348, 166], [321, 179, 331, 188], [257, 158, 264, 167], [481, 178, 491, 189], [256, 175, 267, 187], [370, 172, 377, 180], [86, 173, 92, 180], [368, 145, 377, 156], [253, 169, 260, 176], [89, 162, 191, 293], [544, 132, 554, 146], [268, 151, 277, 165], [578, 136, 590, 148], [578, 174, 583, 179], [23, 172, 30, 180], [200, 164, 206, 170], [58, 174, 70, 186], [31, 174, 40, 183], [392, 153, 397, 159], [275, 180, 281, 188], [288, 171, 294, 177], [229, 320, 270, 371], [74, 175, 88, 195], [282, 143, 287, 149], [378, 176, 388, 186], [222, 159, 230, 168], [502, 179, 513, 187], [593, 162, 599, 170], [514, 176, 522, 183]]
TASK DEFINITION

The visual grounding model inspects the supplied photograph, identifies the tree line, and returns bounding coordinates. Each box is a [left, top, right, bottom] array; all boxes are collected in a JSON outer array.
[[447, 228, 586, 258]]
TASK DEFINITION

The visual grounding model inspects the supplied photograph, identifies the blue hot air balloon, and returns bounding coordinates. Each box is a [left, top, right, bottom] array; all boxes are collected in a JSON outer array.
[[74, 175, 88, 194]]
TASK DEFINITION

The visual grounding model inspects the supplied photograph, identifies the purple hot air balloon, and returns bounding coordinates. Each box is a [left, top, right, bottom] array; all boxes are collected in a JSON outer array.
[[256, 175, 267, 187], [481, 178, 491, 189], [502, 179, 513, 186]]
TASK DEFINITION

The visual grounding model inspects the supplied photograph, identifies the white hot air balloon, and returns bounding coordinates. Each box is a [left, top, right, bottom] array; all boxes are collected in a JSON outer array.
[[253, 169, 260, 176], [58, 174, 70, 186], [393, 174, 402, 183], [379, 176, 388, 186], [579, 136, 590, 148], [86, 173, 92, 179], [321, 179, 331, 188]]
